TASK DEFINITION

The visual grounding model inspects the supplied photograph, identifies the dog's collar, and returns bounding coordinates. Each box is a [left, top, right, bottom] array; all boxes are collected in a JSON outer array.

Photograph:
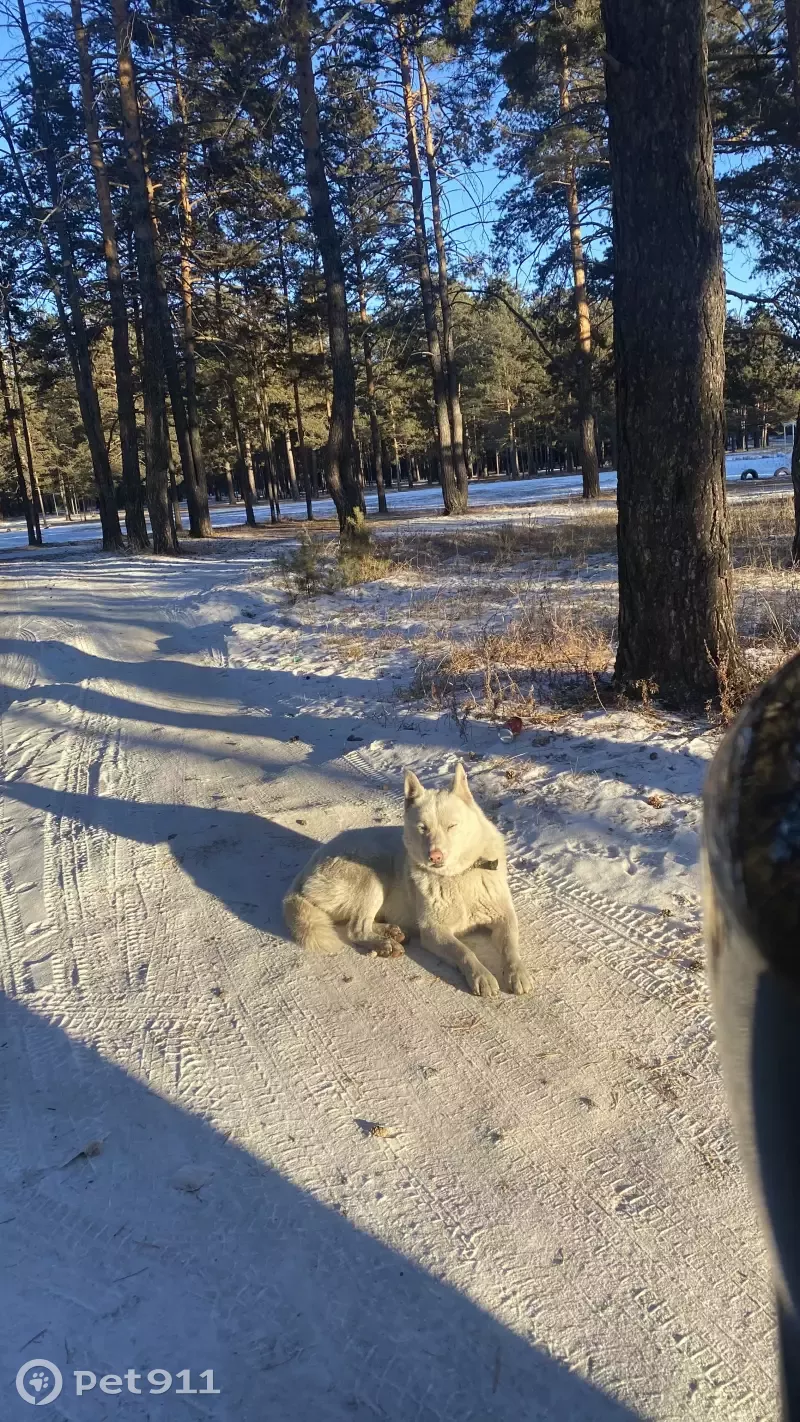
[[472, 857, 499, 871]]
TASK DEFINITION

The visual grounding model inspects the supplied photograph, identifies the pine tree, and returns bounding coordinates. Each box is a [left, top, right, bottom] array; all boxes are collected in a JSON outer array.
[[287, 0, 364, 533], [70, 0, 148, 549], [602, 0, 742, 703], [488, 0, 605, 497], [10, 0, 123, 549]]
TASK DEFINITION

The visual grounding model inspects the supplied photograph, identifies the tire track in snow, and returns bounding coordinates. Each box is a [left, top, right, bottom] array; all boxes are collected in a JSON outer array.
[[343, 748, 774, 1416]]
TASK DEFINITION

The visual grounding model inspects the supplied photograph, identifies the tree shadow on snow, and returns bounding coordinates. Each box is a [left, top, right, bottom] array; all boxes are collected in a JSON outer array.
[[0, 779, 313, 941], [0, 992, 639, 1422], [0, 636, 381, 748]]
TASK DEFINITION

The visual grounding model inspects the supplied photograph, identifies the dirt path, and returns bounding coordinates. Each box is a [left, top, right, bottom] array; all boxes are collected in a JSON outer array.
[[0, 550, 775, 1420]]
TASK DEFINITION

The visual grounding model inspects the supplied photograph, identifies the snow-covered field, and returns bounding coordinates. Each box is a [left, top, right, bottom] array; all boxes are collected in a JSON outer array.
[[0, 499, 779, 1418], [0, 448, 791, 552]]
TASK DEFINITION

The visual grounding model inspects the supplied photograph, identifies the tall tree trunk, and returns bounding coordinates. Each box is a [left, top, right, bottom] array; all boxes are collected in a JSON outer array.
[[601, 0, 741, 704], [244, 438, 258, 509], [417, 51, 469, 505], [58, 471, 71, 521], [0, 335, 38, 545], [507, 397, 520, 478], [276, 226, 312, 520], [255, 381, 281, 524], [559, 45, 600, 501], [352, 232, 389, 514], [4, 306, 44, 538], [288, 0, 364, 533], [71, 0, 147, 549], [214, 270, 255, 527], [9, 10, 122, 551], [110, 0, 176, 553], [783, 0, 800, 559], [312, 262, 333, 429], [396, 19, 463, 514], [172, 61, 212, 537], [169, 456, 184, 531], [389, 401, 401, 485], [150, 218, 210, 539], [285, 433, 300, 504]]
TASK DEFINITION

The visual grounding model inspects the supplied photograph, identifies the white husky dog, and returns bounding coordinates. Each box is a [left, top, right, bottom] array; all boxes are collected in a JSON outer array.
[[283, 763, 532, 998]]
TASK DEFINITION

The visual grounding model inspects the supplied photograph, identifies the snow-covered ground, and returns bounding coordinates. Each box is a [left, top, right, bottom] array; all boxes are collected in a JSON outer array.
[[0, 516, 777, 1419], [1, 448, 791, 552]]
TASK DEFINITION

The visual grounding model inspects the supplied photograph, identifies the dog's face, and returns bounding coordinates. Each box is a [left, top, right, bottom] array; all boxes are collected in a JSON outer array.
[[403, 764, 484, 876]]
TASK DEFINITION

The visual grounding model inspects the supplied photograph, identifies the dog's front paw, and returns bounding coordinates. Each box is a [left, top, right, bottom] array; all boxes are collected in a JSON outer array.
[[507, 963, 534, 996], [375, 925, 406, 959], [468, 965, 500, 998]]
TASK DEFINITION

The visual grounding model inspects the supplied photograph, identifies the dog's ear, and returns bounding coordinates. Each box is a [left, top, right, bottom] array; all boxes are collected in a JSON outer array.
[[404, 770, 425, 804], [451, 762, 474, 804]]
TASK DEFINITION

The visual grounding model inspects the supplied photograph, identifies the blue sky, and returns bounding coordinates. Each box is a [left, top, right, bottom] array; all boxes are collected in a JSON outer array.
[[0, 7, 769, 315]]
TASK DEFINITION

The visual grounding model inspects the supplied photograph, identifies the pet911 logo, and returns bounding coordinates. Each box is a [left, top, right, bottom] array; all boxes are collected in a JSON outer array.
[[15, 1361, 63, 1406], [15, 1359, 220, 1405]]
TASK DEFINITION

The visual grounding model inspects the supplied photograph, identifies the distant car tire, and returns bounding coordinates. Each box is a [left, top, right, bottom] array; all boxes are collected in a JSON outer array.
[[775, 467, 791, 479], [740, 468, 759, 480]]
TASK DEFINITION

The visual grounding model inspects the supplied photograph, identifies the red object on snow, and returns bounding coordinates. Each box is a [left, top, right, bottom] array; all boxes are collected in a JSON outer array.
[[504, 716, 524, 735]]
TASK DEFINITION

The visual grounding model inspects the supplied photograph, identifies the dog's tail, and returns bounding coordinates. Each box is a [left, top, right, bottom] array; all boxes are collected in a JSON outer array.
[[283, 890, 343, 955]]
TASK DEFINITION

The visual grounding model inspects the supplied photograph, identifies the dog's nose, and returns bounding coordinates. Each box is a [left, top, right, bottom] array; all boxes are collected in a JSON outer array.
[[429, 848, 444, 866]]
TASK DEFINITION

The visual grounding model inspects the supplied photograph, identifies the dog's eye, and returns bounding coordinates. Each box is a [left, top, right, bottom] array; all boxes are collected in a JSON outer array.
[[445, 824, 456, 831]]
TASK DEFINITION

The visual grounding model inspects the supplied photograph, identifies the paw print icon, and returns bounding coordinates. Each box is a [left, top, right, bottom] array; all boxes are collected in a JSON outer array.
[[15, 1360, 63, 1406]]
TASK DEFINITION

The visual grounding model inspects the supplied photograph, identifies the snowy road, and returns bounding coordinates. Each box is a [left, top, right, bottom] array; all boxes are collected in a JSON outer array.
[[0, 547, 775, 1419], [1, 450, 790, 551]]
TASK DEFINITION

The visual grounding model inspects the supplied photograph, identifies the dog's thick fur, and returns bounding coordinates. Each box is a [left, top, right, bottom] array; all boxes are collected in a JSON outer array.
[[283, 763, 532, 997]]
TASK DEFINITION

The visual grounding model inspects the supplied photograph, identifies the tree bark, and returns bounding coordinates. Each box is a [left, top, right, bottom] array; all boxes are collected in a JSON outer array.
[[601, 0, 741, 705], [396, 19, 463, 514], [783, 0, 800, 560], [389, 401, 402, 485], [417, 51, 470, 505], [172, 62, 212, 537], [71, 0, 147, 549], [244, 437, 258, 509], [213, 269, 256, 527], [4, 306, 44, 538], [11, 7, 122, 550], [147, 195, 210, 539], [285, 432, 300, 504], [507, 397, 520, 478], [110, 0, 176, 553], [168, 456, 184, 531], [352, 232, 389, 513], [0, 334, 39, 545], [276, 226, 312, 520], [288, 0, 364, 533], [255, 382, 281, 523], [559, 45, 600, 500]]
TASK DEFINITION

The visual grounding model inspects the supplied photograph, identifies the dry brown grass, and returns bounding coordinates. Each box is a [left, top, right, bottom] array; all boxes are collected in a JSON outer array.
[[729, 493, 795, 568], [728, 496, 800, 682], [409, 590, 616, 717], [395, 497, 800, 718], [276, 491, 800, 720], [275, 523, 398, 600], [379, 507, 618, 571]]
